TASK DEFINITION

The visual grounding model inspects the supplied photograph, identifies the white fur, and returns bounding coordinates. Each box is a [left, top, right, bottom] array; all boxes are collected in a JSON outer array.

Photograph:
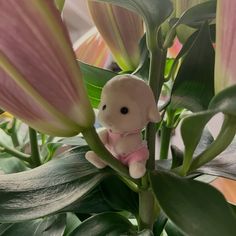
[[85, 74, 160, 179]]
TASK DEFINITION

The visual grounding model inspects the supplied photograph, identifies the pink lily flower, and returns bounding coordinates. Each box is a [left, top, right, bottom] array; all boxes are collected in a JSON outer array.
[[215, 1, 236, 93], [87, 1, 144, 71], [0, 0, 95, 137], [73, 27, 111, 68]]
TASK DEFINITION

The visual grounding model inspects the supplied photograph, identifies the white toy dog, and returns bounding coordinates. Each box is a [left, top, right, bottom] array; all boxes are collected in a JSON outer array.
[[85, 74, 160, 179]]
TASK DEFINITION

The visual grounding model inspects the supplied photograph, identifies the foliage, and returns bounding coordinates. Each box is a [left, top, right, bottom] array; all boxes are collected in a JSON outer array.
[[1, 0, 236, 235]]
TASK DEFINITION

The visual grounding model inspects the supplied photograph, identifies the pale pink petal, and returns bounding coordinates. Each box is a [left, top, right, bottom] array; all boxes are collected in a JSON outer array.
[[0, 60, 79, 136], [88, 1, 144, 71], [0, 0, 94, 135], [73, 28, 111, 68], [215, 1, 236, 92]]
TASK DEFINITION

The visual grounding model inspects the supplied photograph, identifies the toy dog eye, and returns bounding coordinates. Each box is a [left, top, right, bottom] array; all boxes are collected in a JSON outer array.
[[102, 105, 106, 110], [120, 107, 129, 114]]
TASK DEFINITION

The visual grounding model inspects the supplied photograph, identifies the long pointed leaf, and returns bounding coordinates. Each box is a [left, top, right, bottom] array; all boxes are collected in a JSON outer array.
[[0, 150, 109, 222], [151, 170, 236, 236]]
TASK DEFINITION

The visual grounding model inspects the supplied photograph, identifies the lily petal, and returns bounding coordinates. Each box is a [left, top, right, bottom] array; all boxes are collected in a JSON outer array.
[[0, 0, 94, 136], [215, 1, 236, 93], [73, 27, 111, 68], [87, 1, 144, 71]]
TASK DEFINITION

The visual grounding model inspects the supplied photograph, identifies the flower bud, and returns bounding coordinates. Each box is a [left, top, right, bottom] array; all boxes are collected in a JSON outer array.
[[88, 1, 144, 71], [0, 0, 95, 136]]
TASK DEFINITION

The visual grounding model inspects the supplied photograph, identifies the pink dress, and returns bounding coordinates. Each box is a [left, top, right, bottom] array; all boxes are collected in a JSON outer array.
[[105, 130, 149, 166]]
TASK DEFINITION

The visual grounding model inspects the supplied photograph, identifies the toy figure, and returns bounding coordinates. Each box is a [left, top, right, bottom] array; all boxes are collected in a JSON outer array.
[[85, 74, 160, 178]]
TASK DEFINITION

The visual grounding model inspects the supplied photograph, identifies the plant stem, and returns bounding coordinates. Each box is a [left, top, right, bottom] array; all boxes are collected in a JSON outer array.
[[41, 133, 46, 145], [146, 46, 167, 170], [82, 127, 140, 185], [160, 122, 172, 159], [189, 115, 236, 173], [138, 173, 160, 230], [11, 118, 20, 147], [138, 190, 155, 230], [0, 142, 31, 163], [29, 127, 41, 167]]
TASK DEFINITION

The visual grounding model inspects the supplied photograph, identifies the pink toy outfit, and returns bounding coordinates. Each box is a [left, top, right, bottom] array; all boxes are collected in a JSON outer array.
[[105, 129, 149, 166]]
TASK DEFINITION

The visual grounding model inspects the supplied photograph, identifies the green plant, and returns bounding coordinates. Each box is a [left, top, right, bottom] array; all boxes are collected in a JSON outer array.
[[0, 0, 236, 235]]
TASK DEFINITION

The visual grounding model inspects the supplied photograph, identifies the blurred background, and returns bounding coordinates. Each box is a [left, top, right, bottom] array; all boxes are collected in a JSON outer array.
[[64, 0, 93, 42]]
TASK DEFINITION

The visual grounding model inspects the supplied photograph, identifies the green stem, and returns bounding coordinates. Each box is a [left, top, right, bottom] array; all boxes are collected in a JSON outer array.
[[41, 133, 46, 145], [0, 142, 31, 163], [82, 127, 140, 185], [146, 46, 166, 170], [29, 127, 41, 167], [189, 115, 236, 173], [138, 190, 155, 230], [160, 122, 172, 159], [119, 176, 139, 193], [138, 173, 160, 230], [11, 118, 20, 147]]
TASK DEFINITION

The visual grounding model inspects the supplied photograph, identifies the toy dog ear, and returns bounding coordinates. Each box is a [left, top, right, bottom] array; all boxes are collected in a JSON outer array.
[[148, 106, 161, 123]]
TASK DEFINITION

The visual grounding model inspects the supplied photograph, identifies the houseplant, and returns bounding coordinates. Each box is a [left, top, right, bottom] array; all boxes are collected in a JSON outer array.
[[0, 0, 236, 235]]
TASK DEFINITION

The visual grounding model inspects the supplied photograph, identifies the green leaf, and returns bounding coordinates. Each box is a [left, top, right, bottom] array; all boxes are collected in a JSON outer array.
[[65, 175, 138, 215], [209, 85, 236, 116], [0, 214, 66, 236], [179, 111, 215, 173], [153, 211, 168, 236], [230, 204, 236, 215], [177, 85, 236, 174], [176, 0, 216, 28], [196, 139, 236, 180], [95, 0, 173, 49], [101, 176, 139, 215], [150, 171, 236, 236], [0, 149, 109, 222], [181, 112, 214, 158], [40, 142, 62, 163], [0, 224, 11, 235], [0, 129, 13, 147], [165, 220, 185, 236], [170, 23, 215, 111], [64, 213, 81, 236], [0, 156, 27, 174], [36, 146, 115, 215], [137, 229, 154, 236], [64, 185, 114, 214], [155, 159, 172, 171], [164, 1, 216, 46], [70, 212, 136, 236], [166, 29, 199, 80], [133, 34, 150, 81], [170, 145, 183, 169], [79, 61, 117, 108], [193, 128, 214, 156], [59, 136, 87, 146], [95, 0, 172, 30]]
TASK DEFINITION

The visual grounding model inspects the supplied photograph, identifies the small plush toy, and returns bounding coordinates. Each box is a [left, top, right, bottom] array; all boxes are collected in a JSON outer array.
[[85, 74, 160, 178]]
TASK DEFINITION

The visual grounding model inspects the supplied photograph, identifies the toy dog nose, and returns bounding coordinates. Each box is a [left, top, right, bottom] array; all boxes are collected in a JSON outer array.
[[104, 115, 112, 125]]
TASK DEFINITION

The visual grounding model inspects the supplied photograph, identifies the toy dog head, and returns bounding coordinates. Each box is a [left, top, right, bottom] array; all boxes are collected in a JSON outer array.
[[97, 74, 160, 133]]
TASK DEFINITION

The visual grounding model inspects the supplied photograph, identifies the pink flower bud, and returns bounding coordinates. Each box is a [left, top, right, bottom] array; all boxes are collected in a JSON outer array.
[[88, 1, 144, 71], [0, 0, 95, 136]]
